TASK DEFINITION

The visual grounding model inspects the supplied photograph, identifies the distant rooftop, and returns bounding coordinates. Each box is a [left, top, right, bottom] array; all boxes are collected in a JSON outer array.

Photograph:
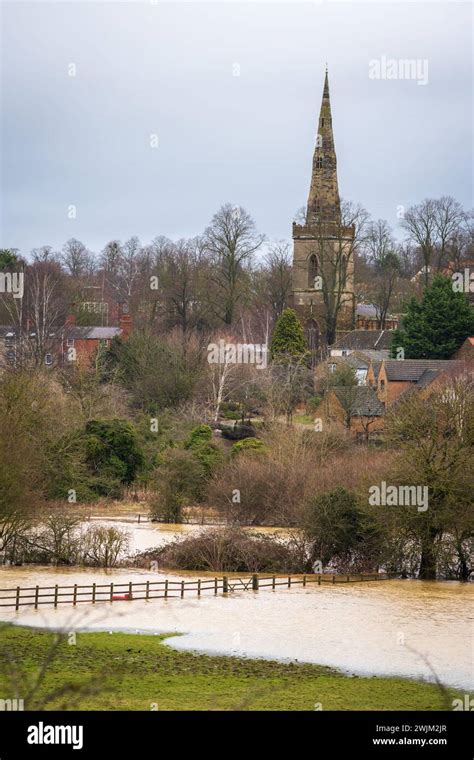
[[333, 386, 385, 417], [331, 329, 394, 352], [382, 359, 466, 383]]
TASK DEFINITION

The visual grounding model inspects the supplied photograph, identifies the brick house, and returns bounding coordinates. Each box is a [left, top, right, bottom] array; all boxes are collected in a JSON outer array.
[[61, 313, 132, 367], [367, 359, 467, 406], [325, 386, 385, 440]]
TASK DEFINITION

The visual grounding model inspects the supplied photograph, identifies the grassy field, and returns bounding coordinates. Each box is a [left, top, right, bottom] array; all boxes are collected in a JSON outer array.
[[0, 625, 461, 711]]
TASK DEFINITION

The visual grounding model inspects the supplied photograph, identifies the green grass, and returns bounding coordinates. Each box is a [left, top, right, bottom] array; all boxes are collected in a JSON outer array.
[[0, 625, 462, 711], [293, 414, 316, 425]]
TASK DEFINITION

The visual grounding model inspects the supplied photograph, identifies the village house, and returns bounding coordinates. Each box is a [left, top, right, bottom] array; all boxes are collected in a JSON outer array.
[[367, 359, 468, 406], [61, 313, 132, 367], [329, 329, 394, 358], [326, 385, 385, 441], [355, 303, 399, 331]]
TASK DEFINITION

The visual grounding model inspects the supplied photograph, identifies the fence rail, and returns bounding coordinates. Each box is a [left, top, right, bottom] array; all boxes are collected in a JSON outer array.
[[0, 573, 392, 610]]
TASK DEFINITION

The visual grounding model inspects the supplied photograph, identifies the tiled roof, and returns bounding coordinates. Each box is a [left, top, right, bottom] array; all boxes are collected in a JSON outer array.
[[383, 359, 465, 382], [333, 386, 385, 417], [331, 329, 394, 351]]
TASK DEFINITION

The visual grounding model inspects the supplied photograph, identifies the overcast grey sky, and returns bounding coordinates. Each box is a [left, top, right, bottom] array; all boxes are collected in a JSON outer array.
[[1, 1, 472, 257]]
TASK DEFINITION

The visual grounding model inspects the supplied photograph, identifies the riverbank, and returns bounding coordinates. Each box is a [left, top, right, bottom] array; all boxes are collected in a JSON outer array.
[[0, 625, 463, 711]]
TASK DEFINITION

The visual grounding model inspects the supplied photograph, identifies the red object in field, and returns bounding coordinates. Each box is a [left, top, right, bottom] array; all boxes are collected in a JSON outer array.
[[112, 594, 133, 600]]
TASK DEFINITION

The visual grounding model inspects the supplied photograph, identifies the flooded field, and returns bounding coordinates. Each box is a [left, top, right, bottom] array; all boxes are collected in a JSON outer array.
[[1, 539, 472, 691]]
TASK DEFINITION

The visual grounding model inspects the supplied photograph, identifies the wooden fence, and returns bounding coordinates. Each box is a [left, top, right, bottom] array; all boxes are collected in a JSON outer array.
[[0, 573, 391, 610]]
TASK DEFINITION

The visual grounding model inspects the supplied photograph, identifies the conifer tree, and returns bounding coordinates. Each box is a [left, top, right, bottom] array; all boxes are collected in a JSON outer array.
[[391, 275, 474, 359]]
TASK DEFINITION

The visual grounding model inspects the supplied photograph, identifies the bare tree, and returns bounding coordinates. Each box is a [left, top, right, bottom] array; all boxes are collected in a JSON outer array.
[[310, 200, 369, 346], [401, 196, 466, 286], [364, 220, 401, 328], [61, 238, 93, 279], [204, 204, 264, 325]]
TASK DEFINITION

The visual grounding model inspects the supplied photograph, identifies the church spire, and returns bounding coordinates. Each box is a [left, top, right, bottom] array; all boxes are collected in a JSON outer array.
[[306, 67, 341, 226]]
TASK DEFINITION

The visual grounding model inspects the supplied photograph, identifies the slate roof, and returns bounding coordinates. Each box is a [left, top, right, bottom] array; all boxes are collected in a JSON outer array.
[[66, 326, 120, 340], [330, 353, 369, 370], [333, 386, 385, 417], [370, 361, 383, 381], [331, 329, 394, 352], [356, 303, 378, 318], [382, 360, 465, 383]]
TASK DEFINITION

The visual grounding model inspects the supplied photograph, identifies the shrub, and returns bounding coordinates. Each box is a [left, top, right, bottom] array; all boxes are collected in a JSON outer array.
[[82, 525, 130, 567], [185, 424, 213, 448], [149, 449, 206, 523], [131, 528, 308, 573], [231, 437, 266, 456], [304, 488, 381, 572]]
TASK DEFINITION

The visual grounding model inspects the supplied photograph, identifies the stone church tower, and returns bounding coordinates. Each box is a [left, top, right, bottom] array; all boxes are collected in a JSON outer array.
[[291, 69, 355, 353]]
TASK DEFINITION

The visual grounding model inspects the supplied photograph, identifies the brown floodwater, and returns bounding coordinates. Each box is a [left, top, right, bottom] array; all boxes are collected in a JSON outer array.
[[0, 523, 472, 690]]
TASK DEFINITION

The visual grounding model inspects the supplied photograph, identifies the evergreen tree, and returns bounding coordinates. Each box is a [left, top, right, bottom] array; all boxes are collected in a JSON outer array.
[[270, 308, 308, 360], [391, 275, 474, 359]]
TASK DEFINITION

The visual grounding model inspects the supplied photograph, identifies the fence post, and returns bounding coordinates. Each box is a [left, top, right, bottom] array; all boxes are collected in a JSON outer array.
[[54, 585, 58, 608], [110, 583, 114, 602], [34, 586, 39, 610], [92, 583, 96, 604], [272, 575, 276, 590], [214, 577, 218, 595], [332, 575, 336, 584], [197, 579, 201, 597], [138, 514, 141, 524], [164, 580, 168, 599], [73, 584, 77, 606], [318, 574, 321, 586], [288, 576, 291, 588], [252, 574, 259, 591], [223, 576, 228, 594], [146, 580, 150, 600], [128, 581, 133, 599], [303, 575, 306, 587], [15, 586, 20, 611], [346, 575, 350, 583], [181, 580, 185, 598]]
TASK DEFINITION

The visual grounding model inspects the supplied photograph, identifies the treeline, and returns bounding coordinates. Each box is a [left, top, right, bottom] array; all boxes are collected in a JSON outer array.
[[1, 196, 473, 364]]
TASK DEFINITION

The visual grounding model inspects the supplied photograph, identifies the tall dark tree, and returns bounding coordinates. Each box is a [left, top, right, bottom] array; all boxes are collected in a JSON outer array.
[[391, 275, 474, 359], [270, 308, 307, 360]]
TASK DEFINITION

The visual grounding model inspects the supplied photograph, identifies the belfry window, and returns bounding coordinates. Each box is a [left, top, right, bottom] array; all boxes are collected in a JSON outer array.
[[320, 118, 325, 127], [316, 156, 323, 169], [308, 254, 318, 288]]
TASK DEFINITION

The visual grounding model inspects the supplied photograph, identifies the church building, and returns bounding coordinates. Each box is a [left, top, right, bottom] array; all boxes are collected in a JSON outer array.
[[291, 69, 356, 354]]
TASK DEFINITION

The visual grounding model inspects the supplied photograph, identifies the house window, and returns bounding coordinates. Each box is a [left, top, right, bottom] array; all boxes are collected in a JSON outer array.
[[66, 339, 75, 347], [45, 353, 53, 366], [329, 363, 337, 373], [341, 350, 348, 356]]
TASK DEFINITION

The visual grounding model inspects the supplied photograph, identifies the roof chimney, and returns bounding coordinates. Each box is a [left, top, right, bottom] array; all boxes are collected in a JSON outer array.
[[119, 313, 132, 340]]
